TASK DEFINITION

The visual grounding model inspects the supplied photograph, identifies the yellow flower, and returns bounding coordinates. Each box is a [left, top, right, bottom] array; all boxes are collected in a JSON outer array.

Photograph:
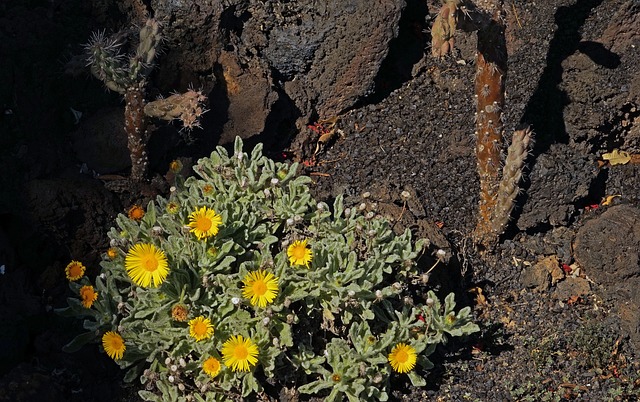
[[79, 285, 98, 308], [65, 260, 86, 281], [188, 316, 214, 341], [331, 373, 342, 382], [102, 331, 126, 360], [169, 159, 183, 173], [242, 270, 279, 308], [202, 357, 221, 378], [171, 303, 189, 322], [388, 343, 417, 373], [221, 335, 259, 372], [188, 206, 222, 240], [125, 243, 169, 288], [287, 239, 313, 267], [106, 248, 118, 260], [128, 205, 145, 221], [166, 201, 179, 214], [202, 184, 214, 195]]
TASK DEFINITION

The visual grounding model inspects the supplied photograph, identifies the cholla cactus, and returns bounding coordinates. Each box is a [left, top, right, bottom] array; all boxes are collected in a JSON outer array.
[[85, 19, 206, 181], [431, 0, 533, 247], [58, 137, 478, 401], [144, 89, 208, 131]]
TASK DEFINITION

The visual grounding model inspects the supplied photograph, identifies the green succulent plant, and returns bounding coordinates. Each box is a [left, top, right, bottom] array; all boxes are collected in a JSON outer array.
[[58, 137, 478, 401]]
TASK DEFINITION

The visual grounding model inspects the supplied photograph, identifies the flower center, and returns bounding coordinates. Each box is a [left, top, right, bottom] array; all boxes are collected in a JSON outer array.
[[395, 350, 408, 363], [111, 337, 123, 350], [252, 280, 267, 296], [144, 256, 158, 272], [194, 321, 207, 335], [69, 264, 82, 276], [196, 216, 212, 231], [292, 246, 306, 259], [206, 359, 219, 371], [234, 345, 248, 359]]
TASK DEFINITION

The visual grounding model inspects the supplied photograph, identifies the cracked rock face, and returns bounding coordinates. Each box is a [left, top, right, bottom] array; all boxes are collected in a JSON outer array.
[[145, 0, 404, 145]]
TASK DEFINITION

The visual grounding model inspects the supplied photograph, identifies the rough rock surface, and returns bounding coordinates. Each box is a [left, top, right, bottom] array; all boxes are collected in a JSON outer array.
[[573, 204, 640, 347]]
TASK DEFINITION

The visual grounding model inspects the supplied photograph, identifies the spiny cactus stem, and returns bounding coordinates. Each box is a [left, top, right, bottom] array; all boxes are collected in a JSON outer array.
[[473, 8, 508, 245], [124, 85, 150, 181]]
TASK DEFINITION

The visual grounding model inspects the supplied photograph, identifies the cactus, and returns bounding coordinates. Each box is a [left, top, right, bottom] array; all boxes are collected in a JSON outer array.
[[85, 19, 205, 182], [144, 89, 208, 131], [431, 0, 533, 247]]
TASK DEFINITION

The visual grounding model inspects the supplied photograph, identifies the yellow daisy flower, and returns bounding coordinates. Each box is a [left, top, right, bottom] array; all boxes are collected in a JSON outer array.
[[202, 356, 221, 378], [188, 206, 222, 240], [79, 285, 98, 308], [287, 239, 313, 267], [65, 260, 86, 281], [242, 270, 279, 308], [125, 243, 169, 288], [388, 343, 417, 373], [221, 335, 259, 372], [106, 248, 118, 260], [128, 205, 145, 221], [188, 316, 214, 341], [102, 331, 126, 360]]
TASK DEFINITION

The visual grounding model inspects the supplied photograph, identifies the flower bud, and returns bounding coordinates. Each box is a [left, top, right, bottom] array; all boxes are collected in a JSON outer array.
[[270, 178, 279, 186], [426, 297, 434, 307], [362, 191, 371, 199], [168, 375, 175, 383], [358, 202, 367, 211], [151, 226, 163, 236], [165, 357, 172, 365], [171, 364, 178, 372], [231, 297, 241, 305], [347, 290, 356, 297], [400, 190, 411, 200], [178, 383, 185, 392], [262, 317, 270, 326], [179, 358, 186, 367], [286, 218, 294, 226]]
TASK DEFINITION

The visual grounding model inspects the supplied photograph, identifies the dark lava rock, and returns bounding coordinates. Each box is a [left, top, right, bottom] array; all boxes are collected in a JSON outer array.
[[573, 204, 640, 347], [517, 143, 598, 231]]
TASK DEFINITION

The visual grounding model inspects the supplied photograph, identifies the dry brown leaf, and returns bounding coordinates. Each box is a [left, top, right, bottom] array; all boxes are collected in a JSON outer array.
[[602, 149, 631, 165]]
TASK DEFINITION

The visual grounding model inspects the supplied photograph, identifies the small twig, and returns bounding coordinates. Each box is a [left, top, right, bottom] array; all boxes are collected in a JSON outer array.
[[511, 3, 523, 29], [309, 172, 331, 177]]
